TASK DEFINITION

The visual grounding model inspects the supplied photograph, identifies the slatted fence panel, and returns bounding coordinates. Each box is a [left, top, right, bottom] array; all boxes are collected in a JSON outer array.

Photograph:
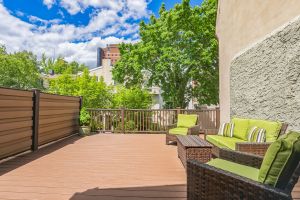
[[0, 88, 33, 159], [38, 93, 80, 145]]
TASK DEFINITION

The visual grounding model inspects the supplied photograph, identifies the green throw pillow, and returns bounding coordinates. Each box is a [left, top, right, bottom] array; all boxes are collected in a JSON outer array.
[[247, 126, 266, 142], [218, 122, 234, 137], [231, 118, 249, 140], [258, 131, 300, 187], [249, 119, 282, 142], [177, 114, 198, 128]]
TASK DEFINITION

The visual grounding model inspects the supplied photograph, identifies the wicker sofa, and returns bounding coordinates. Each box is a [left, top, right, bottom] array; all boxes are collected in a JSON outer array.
[[166, 114, 200, 145], [205, 117, 288, 156], [187, 148, 300, 200]]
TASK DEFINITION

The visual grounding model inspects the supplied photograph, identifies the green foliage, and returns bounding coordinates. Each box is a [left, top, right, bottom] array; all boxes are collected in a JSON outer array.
[[113, 86, 152, 109], [112, 0, 219, 108], [0, 45, 43, 89], [48, 68, 113, 108], [41, 55, 87, 75], [80, 108, 91, 126]]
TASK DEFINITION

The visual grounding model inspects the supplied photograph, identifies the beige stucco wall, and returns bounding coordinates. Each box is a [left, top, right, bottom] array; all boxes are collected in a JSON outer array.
[[216, 0, 300, 123], [90, 59, 114, 85]]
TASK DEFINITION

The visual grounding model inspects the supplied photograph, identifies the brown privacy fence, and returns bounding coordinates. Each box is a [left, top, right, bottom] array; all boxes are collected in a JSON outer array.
[[88, 108, 220, 133], [0, 87, 81, 160]]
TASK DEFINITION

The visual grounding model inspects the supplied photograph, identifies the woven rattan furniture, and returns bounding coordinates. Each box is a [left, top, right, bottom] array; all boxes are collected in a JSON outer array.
[[177, 135, 212, 168], [205, 123, 288, 156], [187, 148, 300, 200], [166, 115, 200, 145]]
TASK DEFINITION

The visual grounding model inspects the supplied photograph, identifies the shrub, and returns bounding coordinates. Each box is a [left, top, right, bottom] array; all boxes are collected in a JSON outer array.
[[80, 108, 91, 126]]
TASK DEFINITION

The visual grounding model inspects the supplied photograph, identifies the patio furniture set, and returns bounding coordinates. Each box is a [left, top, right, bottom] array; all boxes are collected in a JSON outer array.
[[166, 114, 300, 200]]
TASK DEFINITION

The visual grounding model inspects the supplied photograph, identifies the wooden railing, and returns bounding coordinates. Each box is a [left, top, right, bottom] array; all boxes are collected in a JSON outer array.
[[88, 108, 220, 134]]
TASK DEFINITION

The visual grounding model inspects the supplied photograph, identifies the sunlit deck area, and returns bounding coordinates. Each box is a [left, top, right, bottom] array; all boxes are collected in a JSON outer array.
[[1, 133, 300, 200], [0, 134, 186, 200]]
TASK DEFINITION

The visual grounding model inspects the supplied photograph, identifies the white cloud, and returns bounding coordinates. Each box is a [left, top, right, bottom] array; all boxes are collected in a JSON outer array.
[[0, 0, 149, 68], [43, 0, 56, 9]]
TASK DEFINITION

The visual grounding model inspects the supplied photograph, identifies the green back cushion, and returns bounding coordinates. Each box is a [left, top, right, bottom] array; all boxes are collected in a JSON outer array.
[[177, 114, 198, 128], [231, 118, 249, 140], [258, 131, 300, 187], [249, 119, 282, 142], [169, 127, 188, 135]]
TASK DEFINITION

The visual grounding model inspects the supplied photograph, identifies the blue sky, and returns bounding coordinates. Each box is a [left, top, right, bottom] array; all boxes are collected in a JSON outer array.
[[0, 0, 203, 68]]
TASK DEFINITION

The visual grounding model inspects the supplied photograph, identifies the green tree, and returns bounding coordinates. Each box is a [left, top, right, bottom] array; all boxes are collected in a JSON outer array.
[[113, 86, 152, 109], [0, 45, 43, 89], [112, 0, 218, 108], [41, 55, 87, 75], [48, 68, 113, 108]]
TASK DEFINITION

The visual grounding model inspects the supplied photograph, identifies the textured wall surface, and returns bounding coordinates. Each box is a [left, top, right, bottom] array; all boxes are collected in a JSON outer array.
[[230, 17, 300, 131]]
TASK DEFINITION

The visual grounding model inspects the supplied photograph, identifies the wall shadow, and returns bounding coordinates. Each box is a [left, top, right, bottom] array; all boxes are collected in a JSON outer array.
[[69, 184, 187, 200], [0, 135, 82, 176]]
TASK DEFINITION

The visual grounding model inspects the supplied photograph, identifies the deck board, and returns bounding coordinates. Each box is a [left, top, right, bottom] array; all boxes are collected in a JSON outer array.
[[0, 134, 299, 200], [0, 134, 186, 200]]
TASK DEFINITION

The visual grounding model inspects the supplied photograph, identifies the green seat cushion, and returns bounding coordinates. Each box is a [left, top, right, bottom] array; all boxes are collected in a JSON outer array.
[[206, 135, 246, 150], [249, 119, 282, 142], [258, 131, 300, 187], [169, 127, 188, 135], [177, 114, 198, 128], [207, 158, 259, 181], [231, 118, 249, 140]]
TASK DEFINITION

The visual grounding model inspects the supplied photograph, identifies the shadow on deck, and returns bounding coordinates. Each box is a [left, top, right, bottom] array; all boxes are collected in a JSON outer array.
[[0, 134, 186, 200]]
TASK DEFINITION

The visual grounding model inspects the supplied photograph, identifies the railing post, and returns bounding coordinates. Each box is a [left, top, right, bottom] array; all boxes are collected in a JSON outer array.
[[32, 89, 40, 151], [176, 107, 181, 123], [121, 108, 125, 134], [216, 107, 220, 129]]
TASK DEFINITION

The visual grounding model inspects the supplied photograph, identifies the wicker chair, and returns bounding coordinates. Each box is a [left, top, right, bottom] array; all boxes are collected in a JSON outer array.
[[205, 123, 288, 156], [187, 149, 300, 200], [166, 115, 200, 145]]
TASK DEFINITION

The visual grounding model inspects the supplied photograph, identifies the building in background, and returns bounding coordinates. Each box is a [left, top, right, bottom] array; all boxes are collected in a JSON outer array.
[[97, 44, 120, 67], [89, 59, 114, 85]]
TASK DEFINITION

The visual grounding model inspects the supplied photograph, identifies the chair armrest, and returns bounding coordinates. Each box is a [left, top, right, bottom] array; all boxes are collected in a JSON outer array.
[[236, 142, 272, 156], [167, 124, 177, 131], [219, 148, 263, 168], [187, 160, 291, 200], [188, 125, 200, 135]]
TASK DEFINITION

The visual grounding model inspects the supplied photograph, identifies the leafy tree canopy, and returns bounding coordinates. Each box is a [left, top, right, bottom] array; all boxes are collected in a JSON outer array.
[[41, 54, 87, 75], [113, 86, 152, 109], [0, 45, 43, 89], [48, 68, 113, 108], [112, 0, 218, 108]]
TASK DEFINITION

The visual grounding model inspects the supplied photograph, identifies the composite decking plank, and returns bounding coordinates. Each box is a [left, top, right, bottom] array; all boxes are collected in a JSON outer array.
[[0, 134, 299, 200], [0, 134, 186, 200]]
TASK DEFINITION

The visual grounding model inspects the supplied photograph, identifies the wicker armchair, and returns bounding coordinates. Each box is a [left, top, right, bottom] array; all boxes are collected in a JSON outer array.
[[187, 149, 300, 200], [166, 116, 200, 145], [204, 123, 288, 156]]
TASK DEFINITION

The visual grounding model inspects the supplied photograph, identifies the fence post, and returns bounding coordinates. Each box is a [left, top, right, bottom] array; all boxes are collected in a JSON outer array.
[[216, 107, 220, 129], [121, 108, 125, 134], [79, 96, 83, 132], [32, 89, 40, 151]]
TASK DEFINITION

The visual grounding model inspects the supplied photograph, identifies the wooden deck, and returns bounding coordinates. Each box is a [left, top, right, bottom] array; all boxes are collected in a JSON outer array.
[[0, 134, 299, 200], [0, 134, 186, 200]]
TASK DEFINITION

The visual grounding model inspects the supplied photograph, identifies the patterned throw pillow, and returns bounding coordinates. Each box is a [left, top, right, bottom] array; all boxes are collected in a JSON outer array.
[[247, 126, 266, 142], [218, 123, 234, 137]]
